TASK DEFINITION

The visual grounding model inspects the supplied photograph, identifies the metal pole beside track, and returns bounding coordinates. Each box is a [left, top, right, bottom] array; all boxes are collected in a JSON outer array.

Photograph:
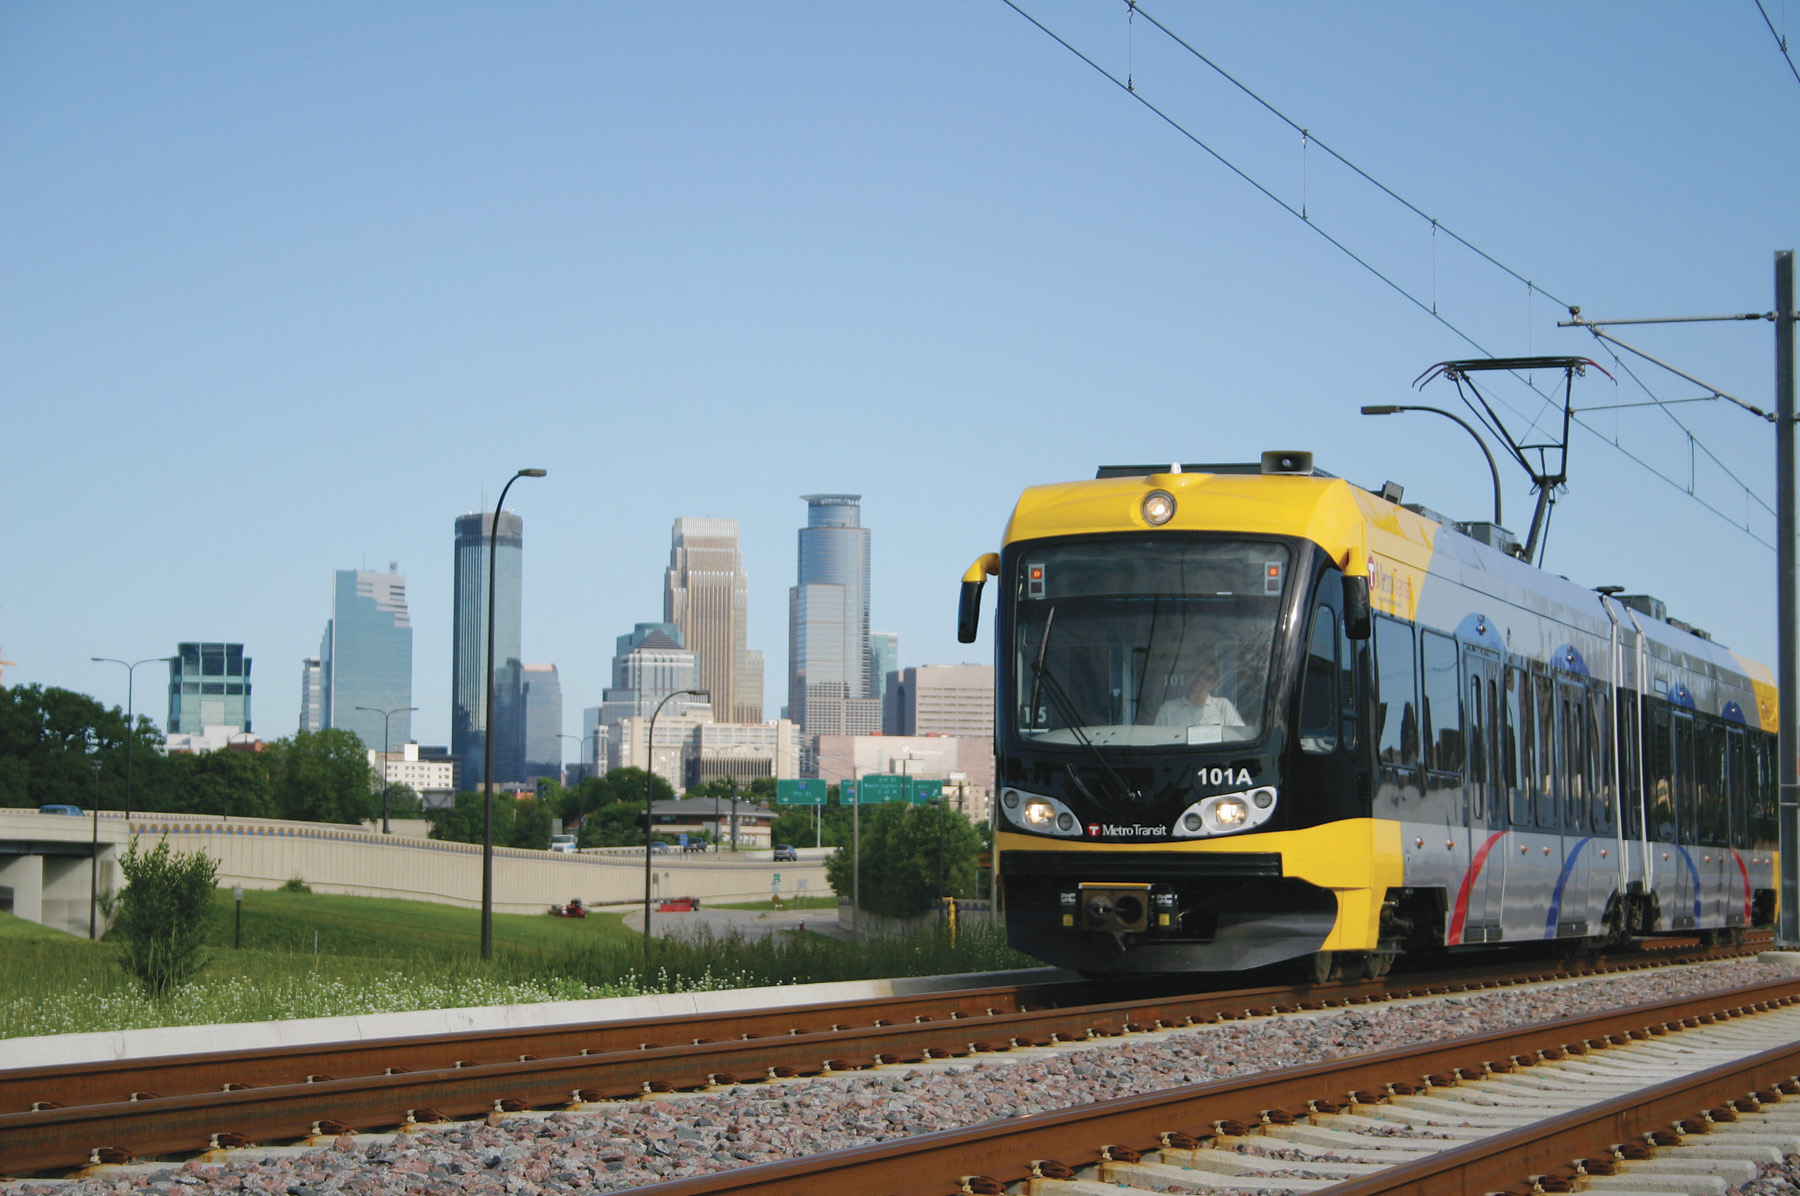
[[1777, 251, 1798, 946]]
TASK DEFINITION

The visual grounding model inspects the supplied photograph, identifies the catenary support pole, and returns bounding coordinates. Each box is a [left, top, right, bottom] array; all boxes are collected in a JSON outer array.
[[1778, 250, 1797, 946]]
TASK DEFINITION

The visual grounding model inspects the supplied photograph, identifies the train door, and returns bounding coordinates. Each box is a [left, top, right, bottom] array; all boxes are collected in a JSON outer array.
[[1551, 679, 1591, 936], [1459, 650, 1506, 941], [1726, 727, 1749, 929], [1669, 711, 1699, 930], [1420, 631, 1464, 900], [1501, 663, 1555, 939], [1695, 722, 1731, 932]]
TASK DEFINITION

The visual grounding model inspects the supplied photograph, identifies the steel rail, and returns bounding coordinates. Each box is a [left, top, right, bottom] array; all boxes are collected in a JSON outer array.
[[4, 934, 1757, 1130], [5, 935, 1763, 1118], [0, 979, 1084, 1115], [1316, 1038, 1800, 1195], [605, 976, 1800, 1196]]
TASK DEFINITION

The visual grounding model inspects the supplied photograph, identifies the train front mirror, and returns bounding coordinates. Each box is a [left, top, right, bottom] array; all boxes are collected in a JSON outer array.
[[1343, 574, 1372, 640], [958, 553, 1000, 644]]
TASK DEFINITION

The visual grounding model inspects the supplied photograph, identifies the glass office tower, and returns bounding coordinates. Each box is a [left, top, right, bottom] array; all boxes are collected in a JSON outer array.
[[452, 511, 525, 787], [167, 643, 252, 734], [787, 494, 879, 738], [323, 567, 413, 753]]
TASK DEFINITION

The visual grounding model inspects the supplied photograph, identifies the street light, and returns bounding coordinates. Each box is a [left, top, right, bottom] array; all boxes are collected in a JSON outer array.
[[91, 655, 176, 819], [1359, 405, 1504, 528], [90, 761, 102, 941], [644, 688, 706, 973], [481, 467, 547, 963], [355, 705, 418, 834], [555, 732, 589, 788]]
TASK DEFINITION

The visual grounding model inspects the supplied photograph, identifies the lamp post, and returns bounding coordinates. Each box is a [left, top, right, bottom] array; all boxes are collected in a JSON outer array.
[[481, 467, 547, 963], [643, 688, 706, 973], [90, 761, 102, 940], [91, 655, 176, 820], [1359, 405, 1504, 528], [356, 705, 417, 834]]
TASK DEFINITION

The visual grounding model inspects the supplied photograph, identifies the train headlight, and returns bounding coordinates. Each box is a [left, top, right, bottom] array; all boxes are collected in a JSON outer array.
[[1000, 788, 1084, 838], [1172, 786, 1278, 838], [1141, 490, 1176, 526]]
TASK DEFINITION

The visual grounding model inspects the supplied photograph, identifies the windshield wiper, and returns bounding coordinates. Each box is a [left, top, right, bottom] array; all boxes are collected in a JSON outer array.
[[1025, 634, 1139, 804]]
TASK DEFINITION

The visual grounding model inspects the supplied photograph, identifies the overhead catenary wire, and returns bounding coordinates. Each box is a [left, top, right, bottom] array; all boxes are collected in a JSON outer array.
[[1754, 0, 1800, 86], [1000, 0, 1776, 548]]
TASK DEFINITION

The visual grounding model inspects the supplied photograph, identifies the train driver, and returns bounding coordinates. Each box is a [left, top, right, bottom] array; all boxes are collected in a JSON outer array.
[[1153, 659, 1245, 741]]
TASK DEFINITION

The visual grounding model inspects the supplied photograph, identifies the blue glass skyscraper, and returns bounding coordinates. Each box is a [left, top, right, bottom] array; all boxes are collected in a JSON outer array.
[[321, 567, 412, 753], [452, 511, 525, 787], [787, 494, 880, 739]]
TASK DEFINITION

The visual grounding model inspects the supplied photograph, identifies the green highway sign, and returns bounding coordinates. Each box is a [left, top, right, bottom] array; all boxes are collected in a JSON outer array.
[[859, 774, 905, 804], [840, 779, 855, 804], [776, 779, 827, 806], [910, 779, 944, 804]]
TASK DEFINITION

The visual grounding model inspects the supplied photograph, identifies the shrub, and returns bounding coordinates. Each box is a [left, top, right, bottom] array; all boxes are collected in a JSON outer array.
[[112, 837, 220, 996], [281, 876, 311, 893]]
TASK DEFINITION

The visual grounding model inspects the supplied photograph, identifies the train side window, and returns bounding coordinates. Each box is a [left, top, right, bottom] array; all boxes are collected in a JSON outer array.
[[1339, 613, 1360, 752], [1591, 684, 1615, 833], [1620, 693, 1643, 840], [1299, 605, 1338, 754], [1467, 674, 1485, 819], [1374, 616, 1420, 772], [1421, 631, 1462, 779], [1535, 671, 1559, 829], [1507, 665, 1531, 825], [1700, 720, 1728, 848], [1675, 715, 1698, 847], [1560, 685, 1586, 833], [1650, 705, 1676, 842], [1754, 736, 1779, 844]]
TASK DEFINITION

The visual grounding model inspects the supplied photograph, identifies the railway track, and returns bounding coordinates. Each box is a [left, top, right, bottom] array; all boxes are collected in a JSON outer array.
[[624, 975, 1800, 1196], [0, 938, 1773, 1179]]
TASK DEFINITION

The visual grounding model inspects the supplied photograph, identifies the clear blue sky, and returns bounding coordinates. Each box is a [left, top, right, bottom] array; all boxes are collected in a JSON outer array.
[[5, 4, 1795, 751]]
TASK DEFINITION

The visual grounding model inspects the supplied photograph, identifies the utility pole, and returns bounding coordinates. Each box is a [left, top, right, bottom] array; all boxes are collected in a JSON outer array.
[[1559, 251, 1797, 944], [1778, 251, 1797, 944]]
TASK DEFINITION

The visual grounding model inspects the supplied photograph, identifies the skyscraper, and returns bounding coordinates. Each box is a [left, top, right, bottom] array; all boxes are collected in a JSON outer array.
[[321, 567, 412, 753], [599, 624, 704, 726], [787, 494, 880, 740], [521, 662, 562, 783], [167, 643, 252, 734], [664, 517, 763, 723], [298, 657, 324, 733], [451, 510, 525, 787]]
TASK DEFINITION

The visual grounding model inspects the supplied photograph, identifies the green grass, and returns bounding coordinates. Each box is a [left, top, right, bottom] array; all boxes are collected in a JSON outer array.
[[0, 890, 1038, 1041]]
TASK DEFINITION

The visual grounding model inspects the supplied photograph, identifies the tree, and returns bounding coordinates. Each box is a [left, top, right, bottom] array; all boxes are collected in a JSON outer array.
[[824, 801, 983, 919], [111, 836, 219, 996], [267, 728, 373, 823], [166, 748, 274, 818], [575, 767, 675, 847], [0, 684, 164, 810]]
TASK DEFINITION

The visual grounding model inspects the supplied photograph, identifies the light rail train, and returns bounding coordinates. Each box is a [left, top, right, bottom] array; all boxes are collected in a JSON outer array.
[[958, 451, 1777, 979]]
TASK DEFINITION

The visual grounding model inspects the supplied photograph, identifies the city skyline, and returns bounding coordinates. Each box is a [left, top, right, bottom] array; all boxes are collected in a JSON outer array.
[[11, 8, 1792, 752]]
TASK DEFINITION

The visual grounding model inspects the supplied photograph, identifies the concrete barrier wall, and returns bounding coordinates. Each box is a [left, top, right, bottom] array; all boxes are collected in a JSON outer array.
[[118, 813, 832, 915]]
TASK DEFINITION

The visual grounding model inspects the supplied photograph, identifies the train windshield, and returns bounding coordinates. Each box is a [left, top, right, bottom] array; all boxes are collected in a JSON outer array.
[[1011, 537, 1291, 748]]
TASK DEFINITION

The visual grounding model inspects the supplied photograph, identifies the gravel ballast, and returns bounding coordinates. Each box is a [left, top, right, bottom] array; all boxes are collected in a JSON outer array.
[[7, 959, 1793, 1195]]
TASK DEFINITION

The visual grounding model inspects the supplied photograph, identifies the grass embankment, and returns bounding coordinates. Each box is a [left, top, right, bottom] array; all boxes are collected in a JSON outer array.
[[0, 889, 1036, 1040]]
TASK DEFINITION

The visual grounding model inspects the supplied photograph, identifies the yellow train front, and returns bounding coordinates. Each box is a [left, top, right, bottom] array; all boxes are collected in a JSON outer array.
[[959, 453, 1777, 978]]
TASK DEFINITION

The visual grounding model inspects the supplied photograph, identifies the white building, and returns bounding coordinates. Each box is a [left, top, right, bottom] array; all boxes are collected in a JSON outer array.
[[369, 742, 457, 806]]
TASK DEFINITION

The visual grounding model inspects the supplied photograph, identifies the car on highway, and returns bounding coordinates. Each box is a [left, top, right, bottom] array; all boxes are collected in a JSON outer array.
[[772, 844, 797, 862], [549, 834, 578, 853], [38, 804, 83, 816]]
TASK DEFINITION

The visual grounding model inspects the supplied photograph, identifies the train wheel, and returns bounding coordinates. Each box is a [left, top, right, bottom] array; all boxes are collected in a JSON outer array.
[[1299, 950, 1336, 985], [1360, 951, 1394, 980]]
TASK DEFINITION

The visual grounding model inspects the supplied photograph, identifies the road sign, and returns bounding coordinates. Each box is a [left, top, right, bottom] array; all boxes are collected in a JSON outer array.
[[910, 779, 944, 804], [776, 779, 826, 806], [771, 872, 781, 891], [859, 774, 905, 803], [840, 779, 856, 804]]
